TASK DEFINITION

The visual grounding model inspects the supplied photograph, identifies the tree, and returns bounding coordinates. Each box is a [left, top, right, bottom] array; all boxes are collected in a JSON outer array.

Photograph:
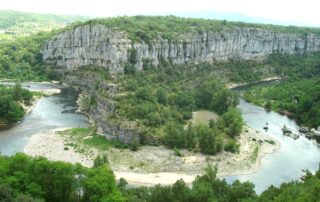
[[163, 122, 186, 148], [222, 108, 243, 137], [196, 124, 218, 155], [156, 88, 168, 104], [83, 166, 124, 202]]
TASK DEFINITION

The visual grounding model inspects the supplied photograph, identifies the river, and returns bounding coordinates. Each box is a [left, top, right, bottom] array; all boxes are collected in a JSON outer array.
[[0, 82, 90, 155], [0, 81, 320, 194], [226, 80, 320, 193]]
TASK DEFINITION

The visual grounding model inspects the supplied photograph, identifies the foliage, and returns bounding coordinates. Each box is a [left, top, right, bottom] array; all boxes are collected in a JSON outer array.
[[116, 62, 239, 128], [57, 128, 127, 153], [129, 139, 140, 151], [0, 83, 33, 124], [266, 53, 320, 78], [69, 16, 320, 43], [0, 153, 124, 202], [222, 108, 244, 137], [0, 10, 88, 35], [2, 154, 320, 202], [0, 32, 54, 81], [123, 164, 257, 202], [244, 77, 320, 127], [109, 62, 243, 154], [123, 164, 320, 202], [163, 113, 242, 155]]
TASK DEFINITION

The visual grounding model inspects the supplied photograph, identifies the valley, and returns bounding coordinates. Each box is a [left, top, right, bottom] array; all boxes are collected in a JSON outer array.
[[0, 13, 320, 202]]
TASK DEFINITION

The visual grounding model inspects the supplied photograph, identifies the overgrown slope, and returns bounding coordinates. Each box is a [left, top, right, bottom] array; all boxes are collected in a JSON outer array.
[[0, 10, 88, 35]]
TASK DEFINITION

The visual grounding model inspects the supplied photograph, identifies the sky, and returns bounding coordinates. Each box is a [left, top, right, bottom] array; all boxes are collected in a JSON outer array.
[[0, 0, 319, 27]]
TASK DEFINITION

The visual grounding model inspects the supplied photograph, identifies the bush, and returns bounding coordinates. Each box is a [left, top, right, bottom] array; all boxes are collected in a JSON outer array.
[[173, 147, 183, 157], [225, 139, 240, 153], [129, 139, 140, 151]]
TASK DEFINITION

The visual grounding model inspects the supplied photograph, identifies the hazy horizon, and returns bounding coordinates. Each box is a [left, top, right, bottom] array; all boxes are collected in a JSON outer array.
[[0, 0, 319, 27]]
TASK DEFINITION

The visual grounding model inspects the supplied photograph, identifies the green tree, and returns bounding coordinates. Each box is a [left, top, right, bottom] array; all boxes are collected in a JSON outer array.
[[163, 122, 186, 148], [222, 108, 243, 137], [195, 124, 218, 155]]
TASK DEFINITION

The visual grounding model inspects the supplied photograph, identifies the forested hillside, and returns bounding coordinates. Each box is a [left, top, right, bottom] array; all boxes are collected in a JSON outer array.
[[0, 32, 54, 80], [244, 77, 320, 128], [0, 10, 88, 34]]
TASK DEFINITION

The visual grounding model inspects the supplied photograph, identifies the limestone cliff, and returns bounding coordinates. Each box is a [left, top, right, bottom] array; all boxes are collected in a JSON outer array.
[[42, 24, 320, 74], [42, 21, 320, 144]]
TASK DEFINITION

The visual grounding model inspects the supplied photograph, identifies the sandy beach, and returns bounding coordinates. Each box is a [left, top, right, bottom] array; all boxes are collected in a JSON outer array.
[[24, 126, 280, 186], [24, 128, 97, 167]]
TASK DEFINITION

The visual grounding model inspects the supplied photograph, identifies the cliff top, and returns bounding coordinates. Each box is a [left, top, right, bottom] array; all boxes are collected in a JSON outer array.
[[64, 15, 320, 42]]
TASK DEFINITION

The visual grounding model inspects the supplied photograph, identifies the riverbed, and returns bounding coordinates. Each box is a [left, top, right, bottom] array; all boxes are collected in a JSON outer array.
[[0, 81, 320, 194]]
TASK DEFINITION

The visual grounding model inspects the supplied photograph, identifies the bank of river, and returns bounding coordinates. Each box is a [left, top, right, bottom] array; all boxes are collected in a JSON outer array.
[[226, 84, 320, 193], [1, 81, 320, 194], [24, 125, 280, 186], [0, 82, 90, 155]]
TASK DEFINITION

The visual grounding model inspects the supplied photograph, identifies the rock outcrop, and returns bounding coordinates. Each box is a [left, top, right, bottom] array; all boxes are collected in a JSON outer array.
[[42, 24, 320, 74], [65, 72, 141, 144]]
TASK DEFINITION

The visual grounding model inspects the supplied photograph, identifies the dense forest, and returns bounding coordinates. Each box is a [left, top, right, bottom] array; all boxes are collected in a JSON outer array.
[[244, 77, 320, 128], [0, 153, 320, 202], [0, 32, 54, 80], [0, 84, 33, 127]]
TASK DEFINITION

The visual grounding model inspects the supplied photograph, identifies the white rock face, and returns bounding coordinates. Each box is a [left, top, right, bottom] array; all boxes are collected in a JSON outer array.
[[42, 24, 320, 73]]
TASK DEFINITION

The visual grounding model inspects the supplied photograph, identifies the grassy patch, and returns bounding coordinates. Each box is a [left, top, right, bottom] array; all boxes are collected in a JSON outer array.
[[187, 110, 220, 126], [251, 146, 259, 162], [57, 127, 126, 154], [264, 139, 275, 145]]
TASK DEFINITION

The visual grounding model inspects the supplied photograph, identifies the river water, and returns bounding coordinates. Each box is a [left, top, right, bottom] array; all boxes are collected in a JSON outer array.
[[0, 82, 90, 155], [0, 81, 319, 194], [226, 81, 320, 193]]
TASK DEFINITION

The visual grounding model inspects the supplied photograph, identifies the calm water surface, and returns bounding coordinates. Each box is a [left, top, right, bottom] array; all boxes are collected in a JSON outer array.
[[226, 81, 320, 193], [0, 82, 90, 155]]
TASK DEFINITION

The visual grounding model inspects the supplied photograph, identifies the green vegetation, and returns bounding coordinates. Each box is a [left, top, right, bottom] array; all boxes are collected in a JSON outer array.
[[243, 53, 320, 128], [73, 62, 245, 155], [0, 31, 56, 81], [0, 153, 124, 202], [265, 140, 276, 145], [124, 165, 320, 202], [57, 127, 126, 154], [0, 10, 88, 38], [251, 146, 259, 162], [1, 154, 320, 202], [266, 53, 320, 79], [70, 16, 320, 43], [105, 62, 243, 154], [244, 77, 320, 127], [0, 11, 88, 80], [0, 84, 33, 126]]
